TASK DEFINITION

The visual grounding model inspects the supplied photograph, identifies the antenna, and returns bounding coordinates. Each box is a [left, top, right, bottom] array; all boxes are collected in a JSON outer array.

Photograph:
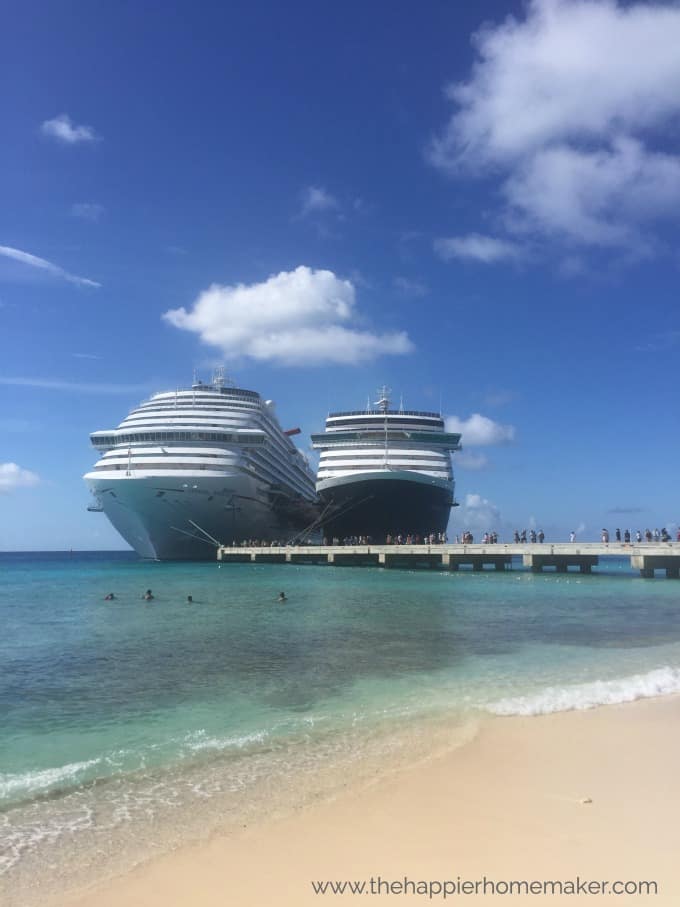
[[210, 365, 234, 389], [372, 385, 391, 468], [373, 385, 391, 413]]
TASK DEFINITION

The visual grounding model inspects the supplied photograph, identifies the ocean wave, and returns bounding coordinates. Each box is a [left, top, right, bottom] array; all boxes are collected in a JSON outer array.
[[0, 759, 101, 802], [488, 666, 680, 716]]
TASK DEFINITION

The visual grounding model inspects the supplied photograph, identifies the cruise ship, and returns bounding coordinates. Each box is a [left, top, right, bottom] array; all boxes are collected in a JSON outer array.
[[311, 388, 462, 541], [84, 370, 319, 559]]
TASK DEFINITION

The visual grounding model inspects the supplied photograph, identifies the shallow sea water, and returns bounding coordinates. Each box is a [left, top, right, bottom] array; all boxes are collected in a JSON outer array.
[[2, 551, 680, 903]]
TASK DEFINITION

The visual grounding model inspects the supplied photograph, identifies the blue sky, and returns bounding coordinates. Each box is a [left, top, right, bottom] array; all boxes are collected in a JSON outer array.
[[2, 0, 680, 549]]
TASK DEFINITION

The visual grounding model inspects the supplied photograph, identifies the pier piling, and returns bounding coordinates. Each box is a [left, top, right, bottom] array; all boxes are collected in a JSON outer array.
[[631, 554, 680, 579]]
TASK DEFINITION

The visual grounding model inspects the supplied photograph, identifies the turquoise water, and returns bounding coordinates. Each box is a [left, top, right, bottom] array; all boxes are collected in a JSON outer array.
[[2, 551, 680, 901]]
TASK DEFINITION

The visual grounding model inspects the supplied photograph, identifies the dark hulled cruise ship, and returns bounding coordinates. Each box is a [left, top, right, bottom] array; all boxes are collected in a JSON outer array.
[[311, 388, 461, 541]]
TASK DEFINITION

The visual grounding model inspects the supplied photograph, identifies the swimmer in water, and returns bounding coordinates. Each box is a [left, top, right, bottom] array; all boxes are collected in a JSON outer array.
[[277, 592, 287, 602], [104, 593, 115, 601], [187, 595, 193, 603], [143, 589, 154, 601]]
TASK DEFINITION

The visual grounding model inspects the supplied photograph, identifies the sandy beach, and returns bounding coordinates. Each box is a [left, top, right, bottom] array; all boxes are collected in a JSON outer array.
[[51, 694, 680, 907]]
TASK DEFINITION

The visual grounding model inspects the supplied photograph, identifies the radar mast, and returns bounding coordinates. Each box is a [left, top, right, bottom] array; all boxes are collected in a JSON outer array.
[[373, 385, 391, 413]]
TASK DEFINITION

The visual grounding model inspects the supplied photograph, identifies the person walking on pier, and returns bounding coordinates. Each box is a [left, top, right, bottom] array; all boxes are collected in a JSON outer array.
[[615, 528, 621, 542], [569, 531, 575, 542], [624, 529, 631, 544], [602, 529, 609, 544]]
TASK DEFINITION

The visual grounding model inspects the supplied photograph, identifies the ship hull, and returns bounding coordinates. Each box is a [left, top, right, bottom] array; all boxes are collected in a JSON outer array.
[[317, 471, 453, 542], [85, 472, 318, 560]]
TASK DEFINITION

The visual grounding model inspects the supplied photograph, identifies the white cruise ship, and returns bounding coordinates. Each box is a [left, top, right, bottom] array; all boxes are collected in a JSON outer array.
[[84, 370, 319, 559], [311, 387, 461, 541]]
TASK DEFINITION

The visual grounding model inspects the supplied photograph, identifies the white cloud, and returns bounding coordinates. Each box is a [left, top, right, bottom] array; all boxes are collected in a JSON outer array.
[[0, 463, 40, 493], [431, 0, 680, 168], [456, 451, 489, 470], [435, 234, 524, 263], [0, 377, 149, 393], [163, 266, 414, 366], [0, 245, 100, 288], [483, 389, 517, 407], [41, 113, 98, 144], [300, 186, 340, 217], [635, 330, 680, 353], [445, 413, 515, 446], [456, 493, 501, 532], [504, 137, 680, 246], [71, 203, 105, 222], [393, 276, 429, 296], [429, 0, 680, 253], [0, 419, 37, 432]]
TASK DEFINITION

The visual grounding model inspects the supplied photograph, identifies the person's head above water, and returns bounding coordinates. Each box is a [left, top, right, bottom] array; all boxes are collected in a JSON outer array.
[[277, 592, 287, 601], [187, 595, 193, 603]]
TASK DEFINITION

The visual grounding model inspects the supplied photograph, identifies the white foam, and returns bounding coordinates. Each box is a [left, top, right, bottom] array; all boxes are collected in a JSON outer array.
[[184, 729, 268, 753], [0, 759, 100, 801], [0, 802, 95, 876], [488, 666, 680, 716]]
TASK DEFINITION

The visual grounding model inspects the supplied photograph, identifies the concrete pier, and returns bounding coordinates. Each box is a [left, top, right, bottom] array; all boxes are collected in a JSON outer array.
[[630, 553, 680, 579], [216, 542, 680, 578], [522, 553, 598, 574]]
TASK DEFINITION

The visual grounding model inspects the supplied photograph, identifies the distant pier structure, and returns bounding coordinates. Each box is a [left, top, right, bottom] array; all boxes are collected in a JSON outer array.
[[216, 543, 680, 579]]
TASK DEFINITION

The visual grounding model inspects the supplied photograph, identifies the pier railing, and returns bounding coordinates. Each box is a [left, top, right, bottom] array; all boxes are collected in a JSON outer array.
[[216, 542, 680, 578]]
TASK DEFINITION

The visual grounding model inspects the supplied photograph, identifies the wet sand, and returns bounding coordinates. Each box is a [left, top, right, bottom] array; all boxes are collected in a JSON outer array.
[[51, 694, 680, 906]]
